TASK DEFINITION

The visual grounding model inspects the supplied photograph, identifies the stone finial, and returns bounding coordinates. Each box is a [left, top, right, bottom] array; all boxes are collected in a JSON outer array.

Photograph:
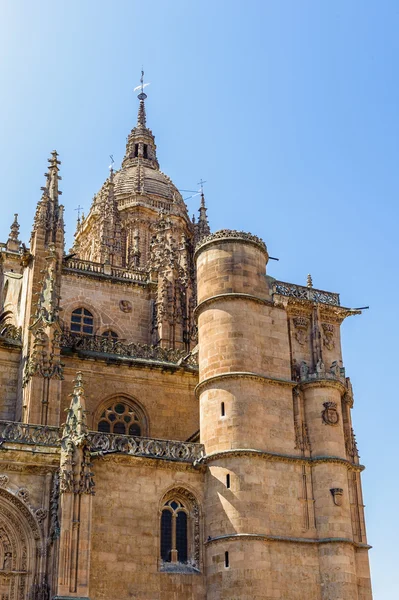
[[9, 214, 20, 241], [307, 274, 313, 288], [6, 214, 21, 252]]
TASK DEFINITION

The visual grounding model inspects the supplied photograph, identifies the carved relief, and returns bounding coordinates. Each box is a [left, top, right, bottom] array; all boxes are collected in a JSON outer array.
[[322, 401, 339, 426], [0, 477, 8, 489], [330, 488, 344, 506], [119, 300, 132, 313], [322, 323, 335, 350], [293, 317, 309, 346]]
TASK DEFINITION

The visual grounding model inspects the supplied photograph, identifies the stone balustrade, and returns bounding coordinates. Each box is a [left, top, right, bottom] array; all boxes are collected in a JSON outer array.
[[0, 421, 60, 446], [273, 280, 340, 306], [0, 421, 205, 464], [87, 432, 204, 463], [63, 257, 148, 283], [59, 330, 198, 367]]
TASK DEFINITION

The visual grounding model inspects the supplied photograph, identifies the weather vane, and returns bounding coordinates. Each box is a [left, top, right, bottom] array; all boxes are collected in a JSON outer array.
[[109, 155, 114, 170], [134, 69, 150, 100]]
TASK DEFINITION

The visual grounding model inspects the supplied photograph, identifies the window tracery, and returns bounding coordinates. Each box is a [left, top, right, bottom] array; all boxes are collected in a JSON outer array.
[[159, 488, 200, 571], [97, 399, 144, 436]]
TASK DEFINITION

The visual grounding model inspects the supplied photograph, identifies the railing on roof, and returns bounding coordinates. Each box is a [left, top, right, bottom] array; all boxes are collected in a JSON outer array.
[[272, 281, 340, 306], [59, 330, 198, 367], [88, 432, 204, 463], [63, 257, 148, 283]]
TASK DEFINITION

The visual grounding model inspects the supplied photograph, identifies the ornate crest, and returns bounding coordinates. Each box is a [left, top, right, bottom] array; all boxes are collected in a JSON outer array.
[[330, 488, 344, 506], [322, 401, 339, 426], [293, 316, 309, 346], [322, 323, 335, 351]]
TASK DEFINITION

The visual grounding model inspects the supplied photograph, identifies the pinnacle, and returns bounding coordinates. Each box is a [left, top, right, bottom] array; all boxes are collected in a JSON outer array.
[[9, 214, 20, 242]]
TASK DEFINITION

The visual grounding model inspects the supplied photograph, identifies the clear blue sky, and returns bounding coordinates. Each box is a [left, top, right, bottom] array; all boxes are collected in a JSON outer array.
[[0, 1, 397, 596]]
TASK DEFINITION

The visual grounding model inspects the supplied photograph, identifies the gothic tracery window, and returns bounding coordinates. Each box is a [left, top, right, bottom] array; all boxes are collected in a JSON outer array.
[[160, 489, 200, 571], [70, 308, 94, 335], [97, 399, 144, 436]]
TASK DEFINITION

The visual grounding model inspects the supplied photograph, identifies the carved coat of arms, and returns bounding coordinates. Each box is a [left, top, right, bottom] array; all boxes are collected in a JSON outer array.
[[322, 401, 339, 426], [330, 487, 344, 506]]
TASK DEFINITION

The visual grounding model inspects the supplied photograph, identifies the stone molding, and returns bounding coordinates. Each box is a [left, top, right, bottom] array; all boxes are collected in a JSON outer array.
[[195, 371, 296, 397], [194, 229, 268, 258], [199, 448, 364, 472], [205, 532, 371, 550], [194, 293, 274, 319]]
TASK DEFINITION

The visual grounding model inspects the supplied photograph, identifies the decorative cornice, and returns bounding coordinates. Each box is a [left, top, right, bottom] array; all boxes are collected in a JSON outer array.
[[199, 448, 364, 472], [195, 372, 296, 397], [205, 532, 371, 550], [300, 379, 347, 393], [194, 293, 274, 319], [194, 230, 268, 258], [93, 453, 205, 473]]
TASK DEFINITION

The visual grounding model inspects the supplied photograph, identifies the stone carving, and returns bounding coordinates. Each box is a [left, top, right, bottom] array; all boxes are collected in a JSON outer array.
[[322, 401, 340, 426], [49, 471, 60, 542], [329, 360, 345, 379], [119, 299, 132, 313], [16, 488, 29, 503], [0, 475, 9, 488], [293, 316, 309, 346], [0, 422, 60, 446], [330, 488, 344, 506], [59, 330, 198, 367], [89, 432, 204, 463], [273, 281, 340, 306], [23, 327, 64, 386], [345, 427, 360, 459], [322, 323, 335, 350], [34, 509, 47, 524], [195, 229, 268, 254], [60, 373, 95, 496], [0, 325, 22, 343]]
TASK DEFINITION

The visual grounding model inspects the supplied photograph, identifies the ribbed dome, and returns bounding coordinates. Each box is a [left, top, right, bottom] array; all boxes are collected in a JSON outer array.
[[114, 164, 182, 203]]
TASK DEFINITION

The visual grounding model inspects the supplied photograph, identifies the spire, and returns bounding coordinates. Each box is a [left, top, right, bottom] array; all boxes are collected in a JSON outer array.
[[6, 214, 21, 251], [307, 274, 313, 288], [122, 71, 159, 169], [196, 181, 211, 241], [32, 151, 64, 247], [136, 71, 147, 127]]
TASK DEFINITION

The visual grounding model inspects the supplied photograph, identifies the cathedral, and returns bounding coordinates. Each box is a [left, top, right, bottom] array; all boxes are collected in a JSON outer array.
[[0, 80, 373, 599]]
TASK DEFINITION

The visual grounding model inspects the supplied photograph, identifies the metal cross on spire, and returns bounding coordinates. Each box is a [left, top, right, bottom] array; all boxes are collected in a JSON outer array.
[[134, 69, 150, 100], [198, 179, 207, 196], [75, 205, 83, 221]]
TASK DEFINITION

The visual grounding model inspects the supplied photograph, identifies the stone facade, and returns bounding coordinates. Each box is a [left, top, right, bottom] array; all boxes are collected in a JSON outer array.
[[0, 85, 372, 599]]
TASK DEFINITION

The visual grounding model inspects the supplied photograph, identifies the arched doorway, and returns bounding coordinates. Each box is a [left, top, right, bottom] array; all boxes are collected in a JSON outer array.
[[0, 488, 42, 599]]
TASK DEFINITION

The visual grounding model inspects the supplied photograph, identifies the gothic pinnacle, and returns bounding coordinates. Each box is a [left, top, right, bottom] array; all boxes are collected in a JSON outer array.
[[9, 214, 20, 242], [307, 274, 313, 288]]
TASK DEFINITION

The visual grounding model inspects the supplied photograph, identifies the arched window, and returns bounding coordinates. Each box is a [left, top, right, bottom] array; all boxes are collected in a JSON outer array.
[[161, 500, 188, 563], [70, 308, 94, 335], [97, 400, 143, 436], [101, 330, 118, 339], [160, 489, 200, 571]]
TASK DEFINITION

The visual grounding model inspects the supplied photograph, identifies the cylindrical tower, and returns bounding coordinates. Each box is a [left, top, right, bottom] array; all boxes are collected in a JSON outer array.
[[196, 231, 297, 599], [196, 230, 372, 600]]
